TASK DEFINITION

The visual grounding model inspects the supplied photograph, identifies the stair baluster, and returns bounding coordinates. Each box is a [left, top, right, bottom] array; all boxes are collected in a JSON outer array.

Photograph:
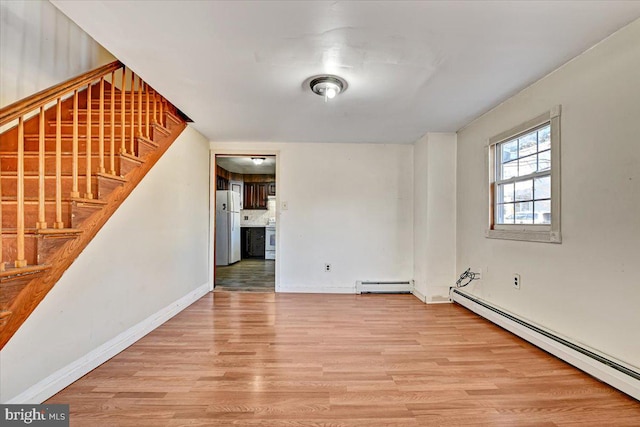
[[37, 106, 47, 229], [129, 71, 135, 155], [152, 88, 157, 125], [120, 68, 126, 155], [55, 98, 63, 229], [71, 90, 80, 198], [159, 98, 164, 127], [85, 83, 93, 199], [16, 117, 26, 267], [145, 83, 150, 139], [99, 76, 105, 174], [110, 71, 116, 175], [137, 78, 143, 140]]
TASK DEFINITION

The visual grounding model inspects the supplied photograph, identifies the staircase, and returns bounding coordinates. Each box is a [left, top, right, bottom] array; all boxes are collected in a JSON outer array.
[[0, 61, 187, 349]]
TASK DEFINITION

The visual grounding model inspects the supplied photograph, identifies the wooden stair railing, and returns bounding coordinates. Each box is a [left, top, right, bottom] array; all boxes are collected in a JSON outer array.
[[0, 60, 187, 348]]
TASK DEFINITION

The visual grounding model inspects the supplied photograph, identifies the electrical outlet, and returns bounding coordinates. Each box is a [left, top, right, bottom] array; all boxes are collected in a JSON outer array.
[[513, 273, 521, 289], [324, 263, 331, 272]]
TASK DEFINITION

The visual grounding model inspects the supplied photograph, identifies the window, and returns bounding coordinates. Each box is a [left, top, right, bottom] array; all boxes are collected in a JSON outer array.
[[486, 106, 561, 243]]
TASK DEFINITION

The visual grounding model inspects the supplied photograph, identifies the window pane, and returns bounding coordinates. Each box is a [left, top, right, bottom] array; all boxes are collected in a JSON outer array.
[[501, 140, 518, 163], [498, 183, 514, 203], [502, 160, 518, 179], [538, 125, 551, 151], [519, 132, 537, 157], [497, 203, 514, 224], [515, 179, 533, 201], [538, 150, 551, 171], [515, 202, 533, 224], [518, 154, 537, 176], [534, 176, 551, 200], [534, 200, 551, 224]]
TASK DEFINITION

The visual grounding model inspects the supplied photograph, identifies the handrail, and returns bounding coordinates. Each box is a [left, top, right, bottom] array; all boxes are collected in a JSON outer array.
[[0, 60, 123, 125]]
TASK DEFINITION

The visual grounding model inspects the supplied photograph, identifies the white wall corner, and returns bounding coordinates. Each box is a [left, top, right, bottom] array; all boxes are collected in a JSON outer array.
[[5, 283, 210, 404], [411, 286, 427, 303]]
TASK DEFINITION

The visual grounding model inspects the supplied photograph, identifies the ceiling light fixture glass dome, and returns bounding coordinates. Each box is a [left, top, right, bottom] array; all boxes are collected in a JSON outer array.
[[309, 75, 347, 102]]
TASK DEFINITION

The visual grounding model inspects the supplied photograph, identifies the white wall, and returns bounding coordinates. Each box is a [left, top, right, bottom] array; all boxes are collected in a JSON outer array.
[[0, 0, 114, 107], [456, 19, 640, 369], [0, 125, 211, 402], [413, 133, 457, 302], [212, 142, 414, 293]]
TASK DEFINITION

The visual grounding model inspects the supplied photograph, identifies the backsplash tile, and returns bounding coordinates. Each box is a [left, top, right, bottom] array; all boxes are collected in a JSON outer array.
[[241, 198, 276, 226]]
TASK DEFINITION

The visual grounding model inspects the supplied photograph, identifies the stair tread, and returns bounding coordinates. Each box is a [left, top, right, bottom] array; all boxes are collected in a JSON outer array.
[[71, 197, 108, 205], [36, 228, 83, 236], [2, 228, 81, 236], [1, 171, 100, 177], [0, 264, 51, 280], [1, 197, 96, 203], [137, 135, 158, 146], [96, 172, 127, 182], [119, 152, 144, 163]]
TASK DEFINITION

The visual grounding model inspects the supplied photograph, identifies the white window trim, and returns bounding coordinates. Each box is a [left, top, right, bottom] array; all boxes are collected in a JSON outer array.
[[485, 106, 562, 243]]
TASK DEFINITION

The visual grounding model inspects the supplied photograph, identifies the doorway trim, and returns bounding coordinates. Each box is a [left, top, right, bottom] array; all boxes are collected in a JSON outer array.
[[209, 149, 280, 292]]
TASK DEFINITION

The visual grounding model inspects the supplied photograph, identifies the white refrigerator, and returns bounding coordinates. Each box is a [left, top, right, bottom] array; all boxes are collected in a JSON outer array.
[[216, 190, 241, 266]]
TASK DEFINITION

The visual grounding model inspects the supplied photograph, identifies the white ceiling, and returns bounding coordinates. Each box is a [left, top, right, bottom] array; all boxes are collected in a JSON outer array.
[[52, 1, 640, 144], [216, 156, 276, 175]]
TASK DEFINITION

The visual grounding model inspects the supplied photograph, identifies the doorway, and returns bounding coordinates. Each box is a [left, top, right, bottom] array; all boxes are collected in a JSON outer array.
[[212, 154, 277, 292]]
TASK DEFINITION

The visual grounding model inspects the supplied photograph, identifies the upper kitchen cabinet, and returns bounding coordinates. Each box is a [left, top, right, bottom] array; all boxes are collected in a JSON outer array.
[[243, 174, 275, 210], [216, 166, 229, 190], [243, 183, 268, 209]]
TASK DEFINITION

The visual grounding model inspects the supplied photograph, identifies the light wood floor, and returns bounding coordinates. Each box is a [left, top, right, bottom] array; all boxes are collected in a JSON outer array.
[[47, 293, 640, 426], [215, 259, 275, 292]]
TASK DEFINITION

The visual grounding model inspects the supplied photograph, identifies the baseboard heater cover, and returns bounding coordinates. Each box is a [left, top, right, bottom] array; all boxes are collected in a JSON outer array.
[[356, 280, 413, 294], [450, 288, 640, 401]]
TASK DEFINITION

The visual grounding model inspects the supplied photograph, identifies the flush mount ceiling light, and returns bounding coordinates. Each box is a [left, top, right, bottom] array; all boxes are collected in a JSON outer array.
[[309, 75, 347, 102], [252, 157, 266, 165]]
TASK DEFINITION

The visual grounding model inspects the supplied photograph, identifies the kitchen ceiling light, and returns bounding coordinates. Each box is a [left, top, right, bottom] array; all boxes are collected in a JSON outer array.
[[252, 157, 265, 165], [309, 75, 346, 102]]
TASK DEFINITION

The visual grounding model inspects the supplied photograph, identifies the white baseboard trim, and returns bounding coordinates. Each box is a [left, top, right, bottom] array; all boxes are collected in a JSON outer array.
[[411, 288, 427, 303], [6, 283, 210, 404], [412, 288, 452, 304], [451, 289, 640, 401], [426, 299, 452, 304]]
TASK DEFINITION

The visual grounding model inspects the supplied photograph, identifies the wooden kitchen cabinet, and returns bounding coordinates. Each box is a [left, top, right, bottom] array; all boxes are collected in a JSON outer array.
[[268, 182, 276, 196], [216, 175, 229, 190], [243, 183, 268, 209]]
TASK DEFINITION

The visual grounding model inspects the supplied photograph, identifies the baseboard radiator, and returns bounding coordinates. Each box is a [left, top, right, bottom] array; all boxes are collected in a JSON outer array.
[[356, 280, 413, 294], [450, 288, 640, 401]]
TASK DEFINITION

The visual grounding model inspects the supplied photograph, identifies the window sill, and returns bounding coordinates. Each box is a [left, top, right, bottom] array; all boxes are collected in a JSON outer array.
[[486, 228, 562, 243]]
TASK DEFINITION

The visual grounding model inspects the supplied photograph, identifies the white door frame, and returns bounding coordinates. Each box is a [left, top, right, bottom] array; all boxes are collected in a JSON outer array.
[[209, 149, 280, 292]]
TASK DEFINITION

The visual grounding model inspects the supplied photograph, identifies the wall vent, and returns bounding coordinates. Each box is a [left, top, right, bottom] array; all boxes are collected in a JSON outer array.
[[356, 280, 413, 294]]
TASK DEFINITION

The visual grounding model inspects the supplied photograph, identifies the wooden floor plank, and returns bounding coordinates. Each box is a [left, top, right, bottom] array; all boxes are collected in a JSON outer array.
[[46, 292, 640, 425]]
